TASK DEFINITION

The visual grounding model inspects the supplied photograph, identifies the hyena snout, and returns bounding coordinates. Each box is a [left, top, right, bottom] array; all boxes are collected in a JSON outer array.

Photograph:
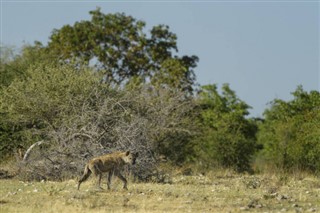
[[132, 152, 139, 165]]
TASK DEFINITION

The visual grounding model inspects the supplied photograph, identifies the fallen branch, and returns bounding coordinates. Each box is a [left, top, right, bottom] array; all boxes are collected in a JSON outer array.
[[22, 140, 46, 163]]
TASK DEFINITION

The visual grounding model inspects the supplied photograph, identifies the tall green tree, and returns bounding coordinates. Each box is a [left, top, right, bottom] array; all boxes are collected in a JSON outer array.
[[47, 8, 198, 92]]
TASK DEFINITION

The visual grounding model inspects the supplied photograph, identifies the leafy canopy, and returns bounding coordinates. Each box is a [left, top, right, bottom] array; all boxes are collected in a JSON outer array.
[[47, 8, 198, 92]]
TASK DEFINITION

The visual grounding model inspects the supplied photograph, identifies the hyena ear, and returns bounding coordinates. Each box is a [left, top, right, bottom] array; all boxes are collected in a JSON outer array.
[[125, 151, 130, 156]]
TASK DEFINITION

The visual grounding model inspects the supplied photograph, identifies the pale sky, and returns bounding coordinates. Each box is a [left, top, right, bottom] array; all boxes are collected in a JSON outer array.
[[1, 1, 319, 117]]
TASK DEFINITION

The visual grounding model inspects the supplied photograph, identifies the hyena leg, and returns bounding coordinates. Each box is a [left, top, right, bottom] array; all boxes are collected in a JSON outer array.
[[78, 165, 91, 190], [91, 165, 103, 189], [97, 173, 102, 189], [115, 172, 128, 190], [107, 171, 113, 190]]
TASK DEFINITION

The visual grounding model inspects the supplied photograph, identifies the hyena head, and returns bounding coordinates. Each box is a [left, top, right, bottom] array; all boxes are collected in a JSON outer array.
[[122, 151, 139, 165]]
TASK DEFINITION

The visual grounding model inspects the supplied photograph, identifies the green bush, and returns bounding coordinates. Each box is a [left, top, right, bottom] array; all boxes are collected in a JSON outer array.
[[257, 86, 320, 174], [192, 84, 258, 172], [0, 63, 102, 162]]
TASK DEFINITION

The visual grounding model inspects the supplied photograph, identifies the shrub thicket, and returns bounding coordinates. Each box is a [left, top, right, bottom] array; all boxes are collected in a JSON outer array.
[[191, 84, 258, 172], [0, 63, 195, 180], [257, 86, 320, 174]]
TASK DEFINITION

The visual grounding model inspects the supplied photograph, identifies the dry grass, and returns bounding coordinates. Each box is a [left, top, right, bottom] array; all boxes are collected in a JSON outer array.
[[0, 171, 319, 213]]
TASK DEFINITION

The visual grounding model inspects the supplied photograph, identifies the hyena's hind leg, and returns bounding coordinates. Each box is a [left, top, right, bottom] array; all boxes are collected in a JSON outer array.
[[78, 164, 92, 190], [96, 173, 102, 190]]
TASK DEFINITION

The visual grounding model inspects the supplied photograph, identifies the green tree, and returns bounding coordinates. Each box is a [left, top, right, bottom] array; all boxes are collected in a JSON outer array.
[[258, 86, 320, 173], [192, 84, 258, 172], [47, 8, 198, 92]]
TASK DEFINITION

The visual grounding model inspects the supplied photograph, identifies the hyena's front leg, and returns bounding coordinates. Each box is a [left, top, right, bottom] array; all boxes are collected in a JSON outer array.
[[107, 171, 113, 190], [91, 165, 103, 190]]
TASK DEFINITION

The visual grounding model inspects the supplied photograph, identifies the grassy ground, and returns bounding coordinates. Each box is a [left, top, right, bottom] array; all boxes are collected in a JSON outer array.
[[0, 171, 319, 213]]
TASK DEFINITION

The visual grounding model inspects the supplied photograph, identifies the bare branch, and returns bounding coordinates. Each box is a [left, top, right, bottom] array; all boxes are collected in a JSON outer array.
[[22, 140, 46, 163]]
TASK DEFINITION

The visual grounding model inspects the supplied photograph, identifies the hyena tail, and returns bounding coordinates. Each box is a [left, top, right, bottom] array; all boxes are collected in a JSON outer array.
[[78, 164, 92, 190]]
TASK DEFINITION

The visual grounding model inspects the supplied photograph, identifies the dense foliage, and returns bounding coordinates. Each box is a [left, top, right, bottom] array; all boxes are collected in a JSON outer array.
[[1, 9, 319, 178], [47, 8, 198, 93], [1, 62, 196, 180], [257, 87, 320, 174], [191, 84, 258, 172]]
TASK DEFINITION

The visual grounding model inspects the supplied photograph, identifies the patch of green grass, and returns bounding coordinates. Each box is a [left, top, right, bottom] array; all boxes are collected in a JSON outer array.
[[0, 173, 319, 212]]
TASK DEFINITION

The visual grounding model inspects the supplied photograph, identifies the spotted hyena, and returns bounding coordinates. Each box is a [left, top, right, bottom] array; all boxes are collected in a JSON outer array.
[[77, 151, 138, 190]]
